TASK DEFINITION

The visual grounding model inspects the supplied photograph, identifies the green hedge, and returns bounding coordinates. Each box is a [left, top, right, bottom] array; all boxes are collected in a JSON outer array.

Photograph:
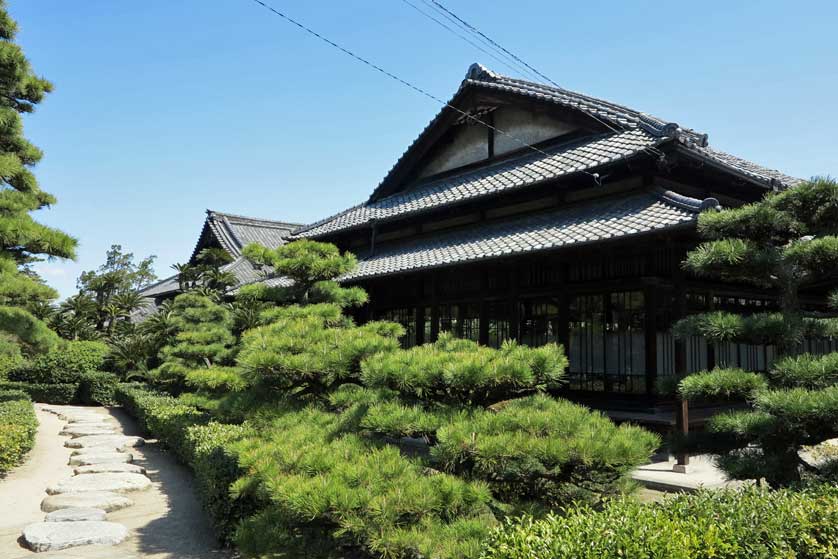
[[0, 381, 80, 404], [0, 389, 38, 474], [9, 340, 108, 384], [114, 384, 253, 543], [77, 372, 120, 406], [481, 485, 838, 559]]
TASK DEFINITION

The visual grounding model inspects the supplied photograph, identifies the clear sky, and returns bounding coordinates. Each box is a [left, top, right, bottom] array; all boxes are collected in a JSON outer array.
[[13, 0, 838, 299]]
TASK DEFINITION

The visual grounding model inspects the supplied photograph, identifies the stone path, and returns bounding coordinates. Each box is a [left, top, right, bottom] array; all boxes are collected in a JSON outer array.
[[0, 404, 231, 558]]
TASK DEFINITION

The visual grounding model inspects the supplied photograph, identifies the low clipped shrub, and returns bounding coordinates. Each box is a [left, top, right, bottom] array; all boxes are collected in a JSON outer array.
[[433, 394, 660, 505], [185, 421, 257, 543], [481, 485, 838, 559], [0, 381, 79, 404], [9, 340, 108, 384], [77, 371, 120, 406], [678, 368, 767, 401], [115, 384, 207, 463], [0, 389, 38, 474], [115, 384, 253, 543]]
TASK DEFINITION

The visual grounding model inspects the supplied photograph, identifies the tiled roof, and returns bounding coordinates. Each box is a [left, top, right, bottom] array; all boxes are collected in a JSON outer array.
[[462, 65, 800, 189], [194, 210, 302, 260], [341, 189, 713, 281], [137, 274, 180, 298], [293, 64, 800, 240], [294, 128, 662, 238], [139, 210, 300, 304]]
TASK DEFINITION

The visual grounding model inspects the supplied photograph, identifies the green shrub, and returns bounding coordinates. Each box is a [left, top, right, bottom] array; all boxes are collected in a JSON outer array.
[[9, 340, 108, 384], [770, 353, 838, 389], [679, 368, 767, 401], [184, 421, 256, 543], [115, 384, 253, 543], [0, 389, 38, 474], [481, 485, 838, 559], [238, 303, 402, 395], [0, 334, 22, 381], [115, 384, 207, 463], [77, 371, 120, 405], [0, 381, 79, 404], [432, 394, 659, 505], [360, 333, 567, 406], [232, 404, 496, 559]]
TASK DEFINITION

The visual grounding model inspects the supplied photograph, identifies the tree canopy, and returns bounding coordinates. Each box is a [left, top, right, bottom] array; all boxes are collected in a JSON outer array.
[[0, 1, 75, 353], [676, 177, 838, 485]]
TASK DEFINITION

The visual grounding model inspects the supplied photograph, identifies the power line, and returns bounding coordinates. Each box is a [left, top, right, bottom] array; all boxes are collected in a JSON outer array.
[[417, 0, 666, 160], [425, 0, 562, 89], [411, 0, 543, 83], [244, 0, 604, 182], [399, 0, 535, 80]]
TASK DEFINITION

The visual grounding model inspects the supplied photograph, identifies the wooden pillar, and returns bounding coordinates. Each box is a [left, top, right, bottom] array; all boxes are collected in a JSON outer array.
[[509, 265, 520, 341], [429, 272, 439, 342], [644, 285, 658, 396], [673, 268, 690, 471], [479, 267, 489, 345], [414, 275, 425, 346]]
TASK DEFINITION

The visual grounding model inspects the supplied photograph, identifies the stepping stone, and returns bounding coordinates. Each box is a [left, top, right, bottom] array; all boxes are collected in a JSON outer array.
[[74, 462, 146, 475], [65, 435, 144, 450], [41, 491, 134, 513], [65, 418, 113, 424], [22, 521, 128, 551], [61, 427, 117, 437], [47, 472, 151, 494], [45, 507, 107, 522], [69, 452, 133, 466]]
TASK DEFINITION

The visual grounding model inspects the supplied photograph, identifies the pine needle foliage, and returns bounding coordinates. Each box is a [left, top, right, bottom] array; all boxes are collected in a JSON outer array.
[[361, 333, 567, 406], [675, 177, 838, 485], [243, 239, 367, 307], [0, 1, 76, 353], [231, 403, 497, 559], [154, 293, 237, 386], [432, 394, 660, 506]]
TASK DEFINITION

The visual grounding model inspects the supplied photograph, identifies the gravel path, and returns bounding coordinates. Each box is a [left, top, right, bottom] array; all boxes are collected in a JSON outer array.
[[0, 404, 231, 558]]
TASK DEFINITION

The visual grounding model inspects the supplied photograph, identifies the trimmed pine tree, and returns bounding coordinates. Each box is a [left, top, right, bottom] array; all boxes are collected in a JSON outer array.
[[675, 177, 838, 485]]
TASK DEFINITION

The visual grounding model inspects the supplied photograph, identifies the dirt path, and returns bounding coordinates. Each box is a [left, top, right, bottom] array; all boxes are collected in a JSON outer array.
[[0, 404, 231, 558]]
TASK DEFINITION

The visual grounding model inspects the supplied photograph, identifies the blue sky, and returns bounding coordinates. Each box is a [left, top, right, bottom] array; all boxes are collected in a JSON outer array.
[[14, 0, 838, 298]]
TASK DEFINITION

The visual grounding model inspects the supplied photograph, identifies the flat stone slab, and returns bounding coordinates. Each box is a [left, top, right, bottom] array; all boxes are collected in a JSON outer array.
[[67, 417, 113, 424], [41, 491, 134, 513], [74, 462, 146, 475], [69, 452, 133, 466], [65, 435, 144, 449], [44, 507, 107, 522], [22, 521, 128, 551], [60, 426, 118, 437], [47, 472, 151, 494]]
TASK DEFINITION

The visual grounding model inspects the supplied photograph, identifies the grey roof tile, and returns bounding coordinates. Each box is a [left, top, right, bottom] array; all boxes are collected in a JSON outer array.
[[294, 129, 660, 238], [194, 210, 303, 260], [340, 190, 708, 281], [293, 64, 801, 240]]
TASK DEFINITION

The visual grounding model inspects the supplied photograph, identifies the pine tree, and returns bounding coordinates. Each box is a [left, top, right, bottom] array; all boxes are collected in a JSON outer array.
[[675, 177, 838, 485], [154, 293, 237, 387], [242, 239, 367, 308], [0, 1, 75, 353]]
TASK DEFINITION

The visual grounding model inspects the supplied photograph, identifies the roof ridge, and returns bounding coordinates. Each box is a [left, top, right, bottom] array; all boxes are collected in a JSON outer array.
[[465, 63, 708, 144], [207, 209, 304, 229]]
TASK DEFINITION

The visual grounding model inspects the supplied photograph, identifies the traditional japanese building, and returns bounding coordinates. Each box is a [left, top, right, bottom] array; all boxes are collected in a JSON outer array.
[[289, 64, 832, 401], [142, 64, 832, 404], [137, 210, 300, 317]]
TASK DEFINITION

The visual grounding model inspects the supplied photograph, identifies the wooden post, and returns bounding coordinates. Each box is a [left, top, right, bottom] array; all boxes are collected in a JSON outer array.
[[673, 268, 690, 472]]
